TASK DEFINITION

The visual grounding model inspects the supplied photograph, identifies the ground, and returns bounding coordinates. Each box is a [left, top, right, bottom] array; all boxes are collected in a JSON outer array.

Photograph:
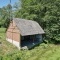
[[0, 28, 60, 60]]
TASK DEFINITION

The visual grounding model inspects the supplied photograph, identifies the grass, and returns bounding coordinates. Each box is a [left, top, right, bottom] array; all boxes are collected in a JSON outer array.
[[0, 28, 60, 60], [0, 28, 18, 56], [0, 28, 6, 33]]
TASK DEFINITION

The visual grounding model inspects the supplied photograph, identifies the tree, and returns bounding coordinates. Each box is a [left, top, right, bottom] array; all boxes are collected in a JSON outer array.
[[14, 0, 60, 42], [0, 4, 12, 28]]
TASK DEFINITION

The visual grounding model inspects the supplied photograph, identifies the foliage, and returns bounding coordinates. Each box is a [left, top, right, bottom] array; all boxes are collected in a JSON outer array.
[[14, 0, 60, 41], [0, 0, 60, 41], [0, 4, 12, 28]]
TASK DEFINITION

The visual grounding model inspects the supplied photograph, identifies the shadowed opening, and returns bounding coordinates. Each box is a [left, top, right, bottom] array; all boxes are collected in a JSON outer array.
[[21, 34, 42, 49]]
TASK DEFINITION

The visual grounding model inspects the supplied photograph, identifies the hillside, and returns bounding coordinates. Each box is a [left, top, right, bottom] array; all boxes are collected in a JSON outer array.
[[0, 28, 60, 60]]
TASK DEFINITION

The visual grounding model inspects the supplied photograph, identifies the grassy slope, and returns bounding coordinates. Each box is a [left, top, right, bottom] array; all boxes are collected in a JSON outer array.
[[0, 28, 18, 55], [0, 28, 60, 60]]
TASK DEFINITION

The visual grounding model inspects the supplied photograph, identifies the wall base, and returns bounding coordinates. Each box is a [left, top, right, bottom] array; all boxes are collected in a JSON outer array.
[[6, 38, 21, 50]]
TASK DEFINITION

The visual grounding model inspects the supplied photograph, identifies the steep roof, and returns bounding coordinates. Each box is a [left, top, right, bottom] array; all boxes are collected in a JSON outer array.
[[13, 18, 45, 36]]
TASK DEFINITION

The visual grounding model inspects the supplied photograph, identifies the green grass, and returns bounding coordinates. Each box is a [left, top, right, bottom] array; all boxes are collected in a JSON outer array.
[[0, 28, 6, 33], [0, 28, 18, 56], [0, 28, 60, 60]]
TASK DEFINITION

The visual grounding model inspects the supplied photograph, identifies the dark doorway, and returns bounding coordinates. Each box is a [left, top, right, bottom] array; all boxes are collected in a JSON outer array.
[[21, 35, 41, 49], [24, 35, 30, 41]]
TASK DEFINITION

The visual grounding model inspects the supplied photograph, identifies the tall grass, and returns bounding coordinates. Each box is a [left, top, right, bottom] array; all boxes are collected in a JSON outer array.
[[0, 28, 60, 60]]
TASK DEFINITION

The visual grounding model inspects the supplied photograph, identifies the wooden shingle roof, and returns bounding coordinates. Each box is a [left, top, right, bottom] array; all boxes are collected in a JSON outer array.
[[13, 18, 45, 36]]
